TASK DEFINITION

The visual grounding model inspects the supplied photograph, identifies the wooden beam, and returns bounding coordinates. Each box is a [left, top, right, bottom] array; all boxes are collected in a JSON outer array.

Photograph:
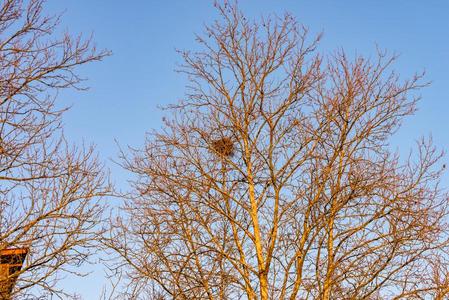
[[0, 248, 28, 300]]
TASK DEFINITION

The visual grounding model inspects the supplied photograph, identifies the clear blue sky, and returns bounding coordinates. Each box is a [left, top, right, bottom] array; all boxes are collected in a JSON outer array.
[[43, 1, 449, 298]]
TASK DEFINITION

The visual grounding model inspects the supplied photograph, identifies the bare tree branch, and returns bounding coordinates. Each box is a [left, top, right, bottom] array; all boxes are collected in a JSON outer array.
[[106, 2, 448, 300]]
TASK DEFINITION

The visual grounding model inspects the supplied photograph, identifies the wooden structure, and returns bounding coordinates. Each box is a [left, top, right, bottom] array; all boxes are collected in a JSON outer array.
[[0, 248, 28, 300]]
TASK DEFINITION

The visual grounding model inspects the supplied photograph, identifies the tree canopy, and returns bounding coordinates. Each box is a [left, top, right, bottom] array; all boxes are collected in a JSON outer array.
[[106, 3, 449, 300]]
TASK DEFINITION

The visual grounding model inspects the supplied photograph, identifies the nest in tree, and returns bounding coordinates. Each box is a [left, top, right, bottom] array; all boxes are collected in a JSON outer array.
[[211, 137, 234, 157]]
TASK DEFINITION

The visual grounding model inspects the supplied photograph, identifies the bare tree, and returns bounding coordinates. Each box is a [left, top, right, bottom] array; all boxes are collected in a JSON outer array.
[[0, 0, 110, 298], [107, 3, 449, 299]]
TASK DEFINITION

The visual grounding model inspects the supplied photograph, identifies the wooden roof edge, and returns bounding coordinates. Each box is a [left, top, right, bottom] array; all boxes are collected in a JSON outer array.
[[0, 248, 29, 256]]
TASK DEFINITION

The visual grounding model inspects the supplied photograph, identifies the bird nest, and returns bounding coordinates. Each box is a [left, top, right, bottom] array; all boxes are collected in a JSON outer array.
[[211, 137, 234, 157]]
